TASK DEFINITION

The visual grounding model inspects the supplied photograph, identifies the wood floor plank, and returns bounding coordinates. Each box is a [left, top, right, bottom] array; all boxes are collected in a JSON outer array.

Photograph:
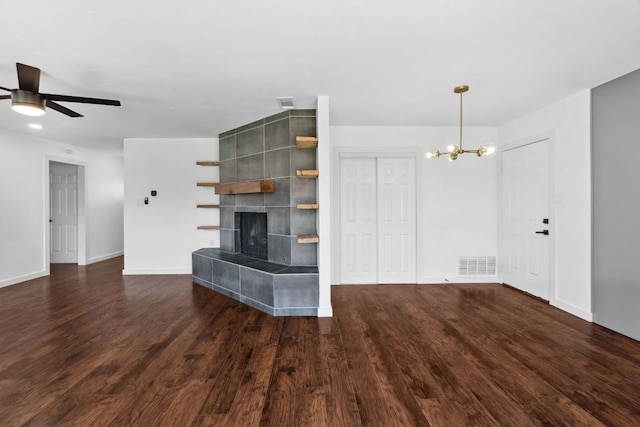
[[2, 258, 640, 426], [192, 414, 229, 427], [317, 318, 363, 427], [199, 310, 264, 414], [259, 317, 299, 427], [542, 355, 640, 423], [182, 302, 254, 381], [524, 394, 608, 426], [294, 387, 328, 427], [156, 379, 214, 427], [222, 319, 281, 427], [296, 317, 324, 389], [358, 289, 444, 400], [356, 288, 436, 426], [417, 352, 502, 426], [440, 351, 538, 426], [418, 397, 482, 427], [335, 296, 411, 426]]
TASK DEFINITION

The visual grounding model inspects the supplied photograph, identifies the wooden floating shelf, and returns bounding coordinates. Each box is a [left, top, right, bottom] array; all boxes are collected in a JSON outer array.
[[296, 170, 318, 178], [196, 161, 220, 166], [196, 182, 219, 187], [197, 204, 220, 209], [214, 180, 275, 195], [296, 203, 319, 210], [295, 136, 318, 149], [197, 225, 220, 230], [297, 234, 319, 244]]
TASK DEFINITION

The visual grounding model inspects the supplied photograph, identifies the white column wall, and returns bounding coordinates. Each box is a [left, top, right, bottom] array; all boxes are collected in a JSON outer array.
[[0, 129, 124, 288], [330, 126, 499, 284], [316, 96, 333, 316], [499, 90, 592, 320], [123, 138, 218, 274]]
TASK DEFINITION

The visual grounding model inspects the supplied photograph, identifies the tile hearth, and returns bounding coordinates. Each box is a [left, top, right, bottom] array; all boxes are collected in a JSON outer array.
[[192, 248, 318, 316]]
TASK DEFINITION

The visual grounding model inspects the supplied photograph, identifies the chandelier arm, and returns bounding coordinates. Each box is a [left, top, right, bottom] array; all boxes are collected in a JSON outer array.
[[459, 89, 463, 151]]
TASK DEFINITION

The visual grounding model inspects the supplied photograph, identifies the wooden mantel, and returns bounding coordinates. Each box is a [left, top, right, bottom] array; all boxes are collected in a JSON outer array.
[[214, 180, 276, 195]]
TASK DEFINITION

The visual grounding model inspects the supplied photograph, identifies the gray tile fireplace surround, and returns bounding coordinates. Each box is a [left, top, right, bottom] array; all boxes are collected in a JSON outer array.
[[192, 109, 319, 316], [218, 109, 318, 265]]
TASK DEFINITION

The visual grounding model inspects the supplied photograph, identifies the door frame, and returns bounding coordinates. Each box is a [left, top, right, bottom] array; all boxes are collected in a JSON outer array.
[[332, 146, 423, 285], [497, 131, 556, 302], [44, 156, 88, 273]]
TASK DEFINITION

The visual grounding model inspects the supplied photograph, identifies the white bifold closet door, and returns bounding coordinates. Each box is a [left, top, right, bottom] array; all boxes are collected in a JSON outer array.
[[340, 157, 416, 284]]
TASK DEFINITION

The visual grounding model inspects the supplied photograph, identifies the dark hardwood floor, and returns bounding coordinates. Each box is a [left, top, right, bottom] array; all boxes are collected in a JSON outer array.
[[1, 257, 640, 426]]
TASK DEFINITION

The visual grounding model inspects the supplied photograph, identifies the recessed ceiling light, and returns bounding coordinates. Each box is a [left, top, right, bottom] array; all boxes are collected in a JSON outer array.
[[276, 97, 294, 109], [28, 123, 43, 129]]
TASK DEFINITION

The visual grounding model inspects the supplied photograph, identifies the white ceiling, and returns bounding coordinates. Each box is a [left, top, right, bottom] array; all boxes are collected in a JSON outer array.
[[1, 0, 639, 155]]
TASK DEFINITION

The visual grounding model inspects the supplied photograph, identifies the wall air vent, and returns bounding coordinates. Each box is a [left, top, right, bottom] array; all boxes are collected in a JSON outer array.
[[458, 256, 497, 276], [276, 97, 295, 109]]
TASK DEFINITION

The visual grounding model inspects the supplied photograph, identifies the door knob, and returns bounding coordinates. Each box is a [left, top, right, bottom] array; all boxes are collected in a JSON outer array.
[[535, 230, 549, 235]]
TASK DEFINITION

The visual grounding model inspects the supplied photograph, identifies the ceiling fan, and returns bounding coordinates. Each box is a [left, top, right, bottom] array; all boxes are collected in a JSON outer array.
[[0, 63, 121, 117]]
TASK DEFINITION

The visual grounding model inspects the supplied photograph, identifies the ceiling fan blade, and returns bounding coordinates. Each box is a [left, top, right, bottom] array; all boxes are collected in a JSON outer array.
[[40, 93, 121, 106], [17, 63, 41, 93], [46, 100, 83, 117], [0, 95, 11, 100]]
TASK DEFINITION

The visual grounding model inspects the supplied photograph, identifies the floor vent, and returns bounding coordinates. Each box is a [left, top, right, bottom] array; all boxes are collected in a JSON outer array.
[[458, 256, 497, 276]]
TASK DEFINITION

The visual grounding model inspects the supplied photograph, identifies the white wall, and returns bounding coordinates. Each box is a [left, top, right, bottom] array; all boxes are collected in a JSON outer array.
[[0, 129, 124, 288], [123, 138, 219, 274], [330, 126, 499, 284], [316, 96, 333, 316], [499, 90, 592, 320]]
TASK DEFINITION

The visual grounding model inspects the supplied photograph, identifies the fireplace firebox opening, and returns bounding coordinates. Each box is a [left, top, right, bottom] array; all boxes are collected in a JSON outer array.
[[237, 212, 268, 260]]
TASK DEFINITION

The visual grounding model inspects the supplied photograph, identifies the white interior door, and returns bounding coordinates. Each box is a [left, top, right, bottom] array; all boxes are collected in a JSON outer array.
[[501, 140, 550, 299], [50, 162, 78, 264], [377, 158, 416, 283], [340, 158, 377, 283], [340, 156, 417, 284]]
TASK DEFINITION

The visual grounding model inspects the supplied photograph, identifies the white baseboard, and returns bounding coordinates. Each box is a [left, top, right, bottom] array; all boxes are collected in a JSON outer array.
[[317, 306, 334, 317], [0, 270, 48, 289], [551, 299, 593, 322], [420, 276, 499, 284], [122, 268, 192, 275], [86, 250, 124, 265]]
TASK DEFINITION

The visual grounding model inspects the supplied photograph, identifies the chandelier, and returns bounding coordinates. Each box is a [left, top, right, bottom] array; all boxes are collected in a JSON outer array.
[[426, 85, 495, 161]]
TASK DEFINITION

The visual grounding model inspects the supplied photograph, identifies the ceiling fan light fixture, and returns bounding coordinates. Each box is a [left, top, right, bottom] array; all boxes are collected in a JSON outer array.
[[1, 63, 120, 118], [12, 104, 46, 116], [11, 90, 46, 116]]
